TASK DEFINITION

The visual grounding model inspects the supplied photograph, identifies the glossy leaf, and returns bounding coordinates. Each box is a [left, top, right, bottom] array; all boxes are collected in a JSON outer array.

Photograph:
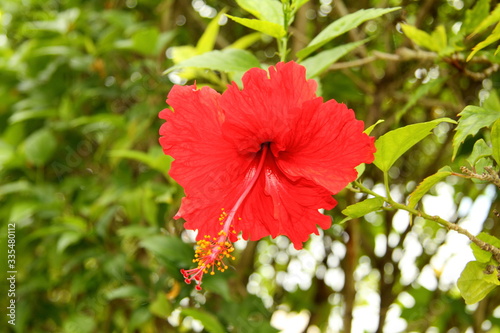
[[235, 0, 284, 25], [229, 32, 262, 49], [401, 24, 437, 52], [196, 9, 228, 54], [467, 22, 500, 61], [452, 102, 500, 160], [364, 119, 384, 135], [374, 118, 456, 172], [297, 7, 400, 59], [163, 49, 261, 74], [225, 15, 286, 38], [342, 197, 385, 219], [466, 139, 492, 168], [408, 166, 453, 209], [301, 39, 369, 78], [457, 261, 498, 304]]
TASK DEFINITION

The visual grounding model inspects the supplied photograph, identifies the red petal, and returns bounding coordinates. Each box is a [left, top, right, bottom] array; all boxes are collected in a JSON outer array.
[[220, 62, 317, 154], [235, 152, 336, 249], [276, 98, 376, 194], [159, 85, 252, 238]]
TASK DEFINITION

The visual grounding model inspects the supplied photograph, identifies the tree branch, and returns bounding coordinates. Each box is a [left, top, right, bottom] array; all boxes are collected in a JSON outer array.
[[352, 181, 500, 263], [458, 166, 500, 189]]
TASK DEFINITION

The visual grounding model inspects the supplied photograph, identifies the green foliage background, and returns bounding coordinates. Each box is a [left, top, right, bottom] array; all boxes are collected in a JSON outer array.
[[0, 0, 499, 332]]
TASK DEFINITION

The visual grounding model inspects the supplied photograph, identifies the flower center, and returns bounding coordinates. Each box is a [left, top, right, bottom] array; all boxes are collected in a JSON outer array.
[[181, 143, 270, 290]]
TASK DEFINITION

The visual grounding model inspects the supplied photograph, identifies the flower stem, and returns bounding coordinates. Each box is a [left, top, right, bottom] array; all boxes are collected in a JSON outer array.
[[278, 0, 291, 62], [383, 171, 392, 201]]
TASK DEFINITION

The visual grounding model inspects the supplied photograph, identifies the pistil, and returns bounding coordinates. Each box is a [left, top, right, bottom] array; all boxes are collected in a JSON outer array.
[[181, 144, 270, 290]]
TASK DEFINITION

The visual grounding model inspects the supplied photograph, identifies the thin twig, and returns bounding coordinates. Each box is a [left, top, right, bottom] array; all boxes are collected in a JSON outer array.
[[353, 181, 500, 263], [328, 47, 499, 81], [460, 166, 500, 189]]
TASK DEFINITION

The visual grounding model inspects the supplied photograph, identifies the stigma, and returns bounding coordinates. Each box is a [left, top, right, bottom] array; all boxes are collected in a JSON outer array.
[[181, 211, 237, 290]]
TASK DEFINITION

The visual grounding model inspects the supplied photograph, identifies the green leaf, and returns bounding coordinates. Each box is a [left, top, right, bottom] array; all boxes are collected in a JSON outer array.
[[149, 292, 173, 318], [355, 163, 366, 179], [492, 119, 500, 165], [131, 27, 160, 56], [225, 15, 286, 38], [130, 307, 152, 329], [462, 0, 490, 35], [408, 166, 453, 209], [181, 308, 226, 333], [342, 197, 385, 219], [467, 22, 500, 61], [483, 267, 500, 285], [466, 139, 493, 167], [355, 121, 382, 179], [117, 225, 158, 239], [0, 140, 14, 167], [196, 9, 228, 54], [63, 314, 96, 333], [24, 128, 58, 166], [201, 274, 233, 301], [229, 32, 262, 49], [8, 109, 57, 124], [28, 8, 80, 34], [364, 119, 384, 135], [471, 232, 500, 263], [457, 261, 498, 304], [139, 235, 194, 266], [106, 285, 148, 301], [300, 39, 369, 78], [431, 25, 447, 51], [401, 24, 438, 52], [235, 0, 284, 25], [163, 49, 260, 74], [484, 89, 500, 111], [297, 7, 400, 59], [109, 148, 167, 176], [470, 4, 500, 37], [452, 104, 500, 160], [57, 231, 83, 253], [374, 118, 456, 172]]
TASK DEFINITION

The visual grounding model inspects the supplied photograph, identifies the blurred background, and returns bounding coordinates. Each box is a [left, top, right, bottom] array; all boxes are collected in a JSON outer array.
[[0, 0, 499, 332]]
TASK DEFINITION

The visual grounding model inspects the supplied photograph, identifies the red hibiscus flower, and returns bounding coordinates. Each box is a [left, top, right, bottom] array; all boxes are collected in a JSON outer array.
[[159, 61, 375, 289]]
